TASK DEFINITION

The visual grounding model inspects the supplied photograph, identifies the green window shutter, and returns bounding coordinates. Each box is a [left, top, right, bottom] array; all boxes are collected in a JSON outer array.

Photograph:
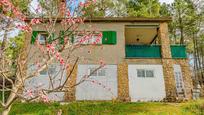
[[48, 33, 55, 44], [102, 31, 117, 44], [111, 31, 117, 44], [59, 31, 65, 44], [31, 31, 38, 44], [71, 34, 74, 43]]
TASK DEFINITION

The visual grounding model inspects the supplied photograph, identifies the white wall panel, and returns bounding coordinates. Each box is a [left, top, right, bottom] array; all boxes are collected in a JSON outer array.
[[128, 64, 166, 102], [25, 64, 66, 101], [76, 65, 118, 100]]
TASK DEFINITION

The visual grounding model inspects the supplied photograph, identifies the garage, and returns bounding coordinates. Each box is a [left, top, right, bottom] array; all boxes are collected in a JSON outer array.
[[128, 64, 166, 102], [76, 65, 118, 100], [25, 64, 66, 101]]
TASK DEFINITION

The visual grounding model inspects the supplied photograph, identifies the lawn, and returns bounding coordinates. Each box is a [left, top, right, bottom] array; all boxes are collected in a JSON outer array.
[[1, 99, 203, 115]]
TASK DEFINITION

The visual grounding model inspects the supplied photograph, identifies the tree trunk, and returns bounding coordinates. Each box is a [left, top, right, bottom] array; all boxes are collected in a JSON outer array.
[[2, 85, 19, 115], [2, 105, 11, 115]]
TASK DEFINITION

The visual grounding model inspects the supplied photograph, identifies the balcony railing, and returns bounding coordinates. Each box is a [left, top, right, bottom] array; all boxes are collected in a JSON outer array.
[[170, 45, 187, 58], [125, 45, 161, 58]]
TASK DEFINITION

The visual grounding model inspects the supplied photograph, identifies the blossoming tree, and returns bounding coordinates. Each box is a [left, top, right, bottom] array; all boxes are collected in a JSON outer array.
[[0, 0, 109, 114]]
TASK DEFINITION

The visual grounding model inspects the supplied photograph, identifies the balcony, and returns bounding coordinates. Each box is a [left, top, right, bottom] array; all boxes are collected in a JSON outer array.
[[171, 45, 187, 58], [125, 45, 187, 59], [124, 25, 187, 59], [125, 45, 161, 58]]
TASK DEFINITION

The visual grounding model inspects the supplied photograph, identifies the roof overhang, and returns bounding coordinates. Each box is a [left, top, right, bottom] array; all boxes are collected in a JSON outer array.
[[25, 17, 172, 23]]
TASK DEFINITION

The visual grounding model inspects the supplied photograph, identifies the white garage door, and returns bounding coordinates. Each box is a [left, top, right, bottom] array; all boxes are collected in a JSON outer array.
[[128, 65, 166, 102], [25, 64, 66, 101], [76, 65, 118, 100]]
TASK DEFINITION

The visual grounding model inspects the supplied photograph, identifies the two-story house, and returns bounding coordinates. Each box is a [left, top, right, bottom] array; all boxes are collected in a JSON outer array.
[[25, 17, 193, 102]]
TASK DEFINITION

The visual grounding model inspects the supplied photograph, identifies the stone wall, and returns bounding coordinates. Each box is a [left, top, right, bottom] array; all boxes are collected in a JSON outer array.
[[117, 61, 130, 102], [64, 64, 78, 102], [159, 22, 177, 101]]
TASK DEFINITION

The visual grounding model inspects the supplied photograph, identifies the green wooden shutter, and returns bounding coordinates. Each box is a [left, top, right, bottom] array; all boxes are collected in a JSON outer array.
[[111, 31, 117, 44], [31, 31, 38, 44], [59, 31, 65, 44], [71, 34, 74, 43], [102, 31, 117, 44]]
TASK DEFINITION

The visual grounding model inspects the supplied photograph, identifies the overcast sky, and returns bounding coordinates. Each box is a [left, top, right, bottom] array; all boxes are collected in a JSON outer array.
[[159, 0, 174, 4]]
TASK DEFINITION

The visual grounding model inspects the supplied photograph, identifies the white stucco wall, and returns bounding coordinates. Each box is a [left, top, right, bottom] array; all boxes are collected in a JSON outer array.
[[25, 64, 66, 101], [128, 64, 166, 102], [76, 65, 118, 100]]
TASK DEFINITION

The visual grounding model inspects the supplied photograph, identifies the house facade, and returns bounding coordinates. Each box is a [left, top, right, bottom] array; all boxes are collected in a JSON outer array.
[[26, 17, 193, 102]]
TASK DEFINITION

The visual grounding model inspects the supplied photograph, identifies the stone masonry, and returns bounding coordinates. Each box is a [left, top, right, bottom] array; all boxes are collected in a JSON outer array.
[[117, 61, 130, 102], [159, 22, 177, 101], [64, 64, 78, 102]]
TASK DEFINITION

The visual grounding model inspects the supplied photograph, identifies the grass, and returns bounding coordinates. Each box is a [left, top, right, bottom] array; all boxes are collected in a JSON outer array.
[[1, 99, 203, 115]]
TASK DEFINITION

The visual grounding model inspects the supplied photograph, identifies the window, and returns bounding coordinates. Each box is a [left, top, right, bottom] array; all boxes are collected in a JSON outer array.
[[39, 65, 57, 76], [146, 70, 154, 77], [73, 34, 102, 45], [40, 69, 48, 75], [137, 69, 154, 78], [89, 68, 97, 76], [89, 68, 106, 76], [137, 69, 145, 77], [98, 69, 106, 76], [48, 65, 57, 75], [38, 33, 47, 44]]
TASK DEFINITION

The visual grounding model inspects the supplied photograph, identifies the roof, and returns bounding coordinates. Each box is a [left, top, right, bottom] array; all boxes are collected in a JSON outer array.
[[84, 17, 172, 22], [25, 17, 172, 23]]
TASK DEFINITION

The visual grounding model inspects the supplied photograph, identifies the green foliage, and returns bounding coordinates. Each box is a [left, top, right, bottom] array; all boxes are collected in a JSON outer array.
[[5, 33, 25, 61], [11, 0, 30, 13], [160, 3, 172, 17], [0, 91, 10, 102], [83, 0, 127, 17], [183, 100, 204, 115], [83, 0, 114, 17], [6, 99, 204, 115], [127, 0, 161, 17], [39, 0, 60, 16], [1, 0, 30, 16]]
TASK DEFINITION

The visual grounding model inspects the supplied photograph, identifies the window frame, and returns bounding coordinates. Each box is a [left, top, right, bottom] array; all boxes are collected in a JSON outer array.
[[37, 32, 48, 45], [39, 64, 58, 76], [137, 69, 155, 78], [88, 67, 106, 77], [73, 31, 102, 45]]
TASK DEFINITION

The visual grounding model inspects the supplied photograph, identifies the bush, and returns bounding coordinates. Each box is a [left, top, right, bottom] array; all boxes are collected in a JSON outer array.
[[183, 100, 204, 115]]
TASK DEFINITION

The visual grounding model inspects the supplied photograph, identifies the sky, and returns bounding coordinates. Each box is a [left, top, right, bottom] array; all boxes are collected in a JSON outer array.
[[159, 0, 174, 4]]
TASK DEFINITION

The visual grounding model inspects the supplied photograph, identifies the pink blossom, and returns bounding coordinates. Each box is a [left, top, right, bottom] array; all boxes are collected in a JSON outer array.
[[31, 18, 41, 25]]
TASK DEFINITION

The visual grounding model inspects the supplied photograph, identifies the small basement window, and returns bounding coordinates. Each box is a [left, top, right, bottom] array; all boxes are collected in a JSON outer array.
[[146, 70, 154, 77], [137, 69, 154, 78], [137, 69, 145, 77], [39, 65, 57, 76], [89, 68, 106, 77]]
